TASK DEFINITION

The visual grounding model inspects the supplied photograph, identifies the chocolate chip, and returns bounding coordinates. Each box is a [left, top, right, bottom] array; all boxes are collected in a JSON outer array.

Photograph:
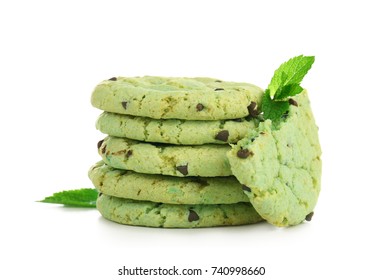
[[97, 139, 104, 149], [247, 102, 259, 117], [242, 185, 251, 192], [98, 192, 103, 197], [260, 132, 265, 135], [176, 164, 188, 175], [214, 88, 224, 91], [215, 130, 229, 142], [121, 101, 127, 109], [215, 80, 222, 83], [126, 150, 133, 157], [196, 103, 204, 111], [305, 212, 314, 221], [101, 145, 107, 154], [108, 77, 117, 81], [237, 148, 252, 158], [289, 98, 298, 106], [188, 210, 199, 222]]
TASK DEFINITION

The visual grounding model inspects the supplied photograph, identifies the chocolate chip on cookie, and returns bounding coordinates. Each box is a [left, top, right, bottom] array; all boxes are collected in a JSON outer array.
[[214, 88, 224, 91], [242, 185, 251, 192], [247, 102, 259, 117], [289, 98, 298, 106], [237, 148, 252, 158], [305, 212, 314, 221], [196, 103, 204, 111], [126, 150, 133, 158], [176, 164, 188, 176], [97, 139, 104, 149], [108, 77, 117, 81], [121, 101, 127, 109], [188, 210, 199, 222], [215, 130, 229, 142]]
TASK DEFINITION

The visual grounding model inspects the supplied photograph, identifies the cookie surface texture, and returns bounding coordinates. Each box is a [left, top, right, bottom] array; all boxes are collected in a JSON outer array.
[[97, 194, 263, 228], [96, 112, 258, 145], [89, 162, 249, 204], [227, 91, 321, 226], [91, 76, 263, 120], [99, 136, 232, 177]]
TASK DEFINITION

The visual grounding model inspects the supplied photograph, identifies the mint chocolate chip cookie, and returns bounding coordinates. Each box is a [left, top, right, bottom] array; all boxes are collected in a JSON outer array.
[[97, 194, 263, 228], [91, 76, 263, 120], [96, 112, 258, 145], [89, 161, 249, 204], [98, 136, 232, 177], [227, 91, 321, 226]]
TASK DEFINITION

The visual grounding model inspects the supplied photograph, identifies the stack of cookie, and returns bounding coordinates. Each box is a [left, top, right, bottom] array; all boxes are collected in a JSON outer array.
[[88, 76, 264, 228]]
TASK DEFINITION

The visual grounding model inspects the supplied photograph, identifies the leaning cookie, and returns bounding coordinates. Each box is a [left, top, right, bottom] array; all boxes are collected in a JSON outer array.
[[97, 194, 263, 228], [89, 161, 249, 204], [96, 112, 258, 145], [227, 91, 321, 226], [91, 76, 263, 120], [98, 136, 232, 177]]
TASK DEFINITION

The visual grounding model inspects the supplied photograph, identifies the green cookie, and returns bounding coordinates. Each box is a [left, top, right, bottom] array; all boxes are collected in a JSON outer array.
[[97, 194, 263, 228], [89, 161, 249, 204], [227, 91, 321, 226], [91, 76, 263, 120], [96, 112, 258, 145], [98, 136, 232, 177]]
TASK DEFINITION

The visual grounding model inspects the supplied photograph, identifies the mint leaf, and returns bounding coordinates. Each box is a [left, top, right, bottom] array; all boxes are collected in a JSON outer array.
[[262, 55, 315, 122], [261, 89, 289, 124], [276, 83, 303, 100], [268, 55, 315, 99], [39, 188, 98, 207]]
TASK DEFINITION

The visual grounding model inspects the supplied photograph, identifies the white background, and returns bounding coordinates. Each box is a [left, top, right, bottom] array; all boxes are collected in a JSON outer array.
[[1, 0, 382, 279]]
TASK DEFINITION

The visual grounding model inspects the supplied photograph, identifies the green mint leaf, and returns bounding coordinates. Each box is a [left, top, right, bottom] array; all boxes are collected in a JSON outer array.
[[268, 55, 315, 99], [38, 188, 98, 207], [261, 55, 315, 123], [261, 89, 289, 123], [275, 83, 304, 100]]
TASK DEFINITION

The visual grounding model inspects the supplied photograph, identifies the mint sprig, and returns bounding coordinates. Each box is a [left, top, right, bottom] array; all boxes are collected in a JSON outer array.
[[262, 55, 315, 122], [39, 188, 98, 207]]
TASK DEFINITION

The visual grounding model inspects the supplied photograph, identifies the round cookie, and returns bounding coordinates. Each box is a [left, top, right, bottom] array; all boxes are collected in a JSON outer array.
[[227, 91, 321, 227], [91, 76, 263, 120], [97, 194, 263, 228], [98, 136, 232, 177], [96, 112, 258, 145], [89, 161, 249, 204]]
